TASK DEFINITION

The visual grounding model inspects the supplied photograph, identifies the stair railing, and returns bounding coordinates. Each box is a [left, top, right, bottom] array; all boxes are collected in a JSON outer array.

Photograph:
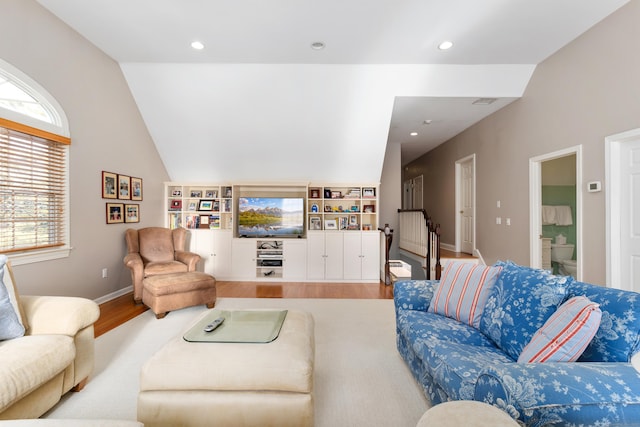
[[397, 209, 441, 280]]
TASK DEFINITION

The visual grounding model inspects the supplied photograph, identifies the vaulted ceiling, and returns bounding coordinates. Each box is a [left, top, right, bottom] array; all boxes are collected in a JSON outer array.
[[37, 0, 628, 183]]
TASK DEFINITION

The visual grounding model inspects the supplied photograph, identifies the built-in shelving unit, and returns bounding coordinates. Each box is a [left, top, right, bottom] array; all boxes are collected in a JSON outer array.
[[166, 184, 233, 230], [164, 181, 381, 283], [307, 185, 377, 231]]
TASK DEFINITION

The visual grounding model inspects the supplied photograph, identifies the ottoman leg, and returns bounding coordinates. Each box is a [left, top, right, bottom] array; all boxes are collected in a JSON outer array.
[[155, 312, 167, 319], [206, 302, 215, 309]]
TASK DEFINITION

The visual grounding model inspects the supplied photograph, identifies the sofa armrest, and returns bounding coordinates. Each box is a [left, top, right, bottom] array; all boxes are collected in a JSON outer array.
[[21, 296, 100, 337], [393, 279, 438, 314], [175, 250, 201, 271], [475, 362, 640, 426]]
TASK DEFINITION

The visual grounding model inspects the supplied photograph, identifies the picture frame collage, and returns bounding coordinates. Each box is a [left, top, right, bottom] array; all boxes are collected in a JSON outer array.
[[102, 171, 143, 224]]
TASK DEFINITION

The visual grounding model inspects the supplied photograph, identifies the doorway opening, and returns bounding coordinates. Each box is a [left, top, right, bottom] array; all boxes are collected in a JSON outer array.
[[529, 146, 582, 280]]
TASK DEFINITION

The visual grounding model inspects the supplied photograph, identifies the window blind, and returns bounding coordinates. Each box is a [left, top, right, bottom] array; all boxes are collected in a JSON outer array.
[[0, 123, 68, 253]]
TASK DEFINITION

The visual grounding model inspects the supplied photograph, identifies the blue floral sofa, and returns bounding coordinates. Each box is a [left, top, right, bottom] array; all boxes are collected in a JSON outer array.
[[394, 260, 640, 426]]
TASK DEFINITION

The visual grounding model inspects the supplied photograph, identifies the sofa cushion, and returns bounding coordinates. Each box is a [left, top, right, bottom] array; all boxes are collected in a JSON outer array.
[[518, 296, 601, 363], [479, 260, 570, 361], [568, 281, 640, 362], [399, 310, 497, 349], [0, 255, 25, 341], [0, 335, 74, 410], [428, 261, 502, 328]]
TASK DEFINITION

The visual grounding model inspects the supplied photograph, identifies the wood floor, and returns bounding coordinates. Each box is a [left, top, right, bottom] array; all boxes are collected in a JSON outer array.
[[94, 280, 393, 338]]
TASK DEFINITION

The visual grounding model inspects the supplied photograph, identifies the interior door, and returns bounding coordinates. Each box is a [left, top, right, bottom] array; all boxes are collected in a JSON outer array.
[[619, 137, 640, 291], [459, 157, 474, 254], [413, 175, 423, 209]]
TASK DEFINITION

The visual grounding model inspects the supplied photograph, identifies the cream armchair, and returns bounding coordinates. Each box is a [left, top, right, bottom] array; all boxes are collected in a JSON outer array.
[[124, 227, 201, 303]]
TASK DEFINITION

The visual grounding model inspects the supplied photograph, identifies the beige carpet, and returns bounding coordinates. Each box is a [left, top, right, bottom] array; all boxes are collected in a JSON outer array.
[[45, 297, 429, 426]]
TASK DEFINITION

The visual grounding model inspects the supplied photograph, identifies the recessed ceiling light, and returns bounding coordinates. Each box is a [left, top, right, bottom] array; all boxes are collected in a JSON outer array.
[[311, 41, 325, 50], [191, 41, 205, 50], [410, 132, 418, 136], [438, 41, 453, 50]]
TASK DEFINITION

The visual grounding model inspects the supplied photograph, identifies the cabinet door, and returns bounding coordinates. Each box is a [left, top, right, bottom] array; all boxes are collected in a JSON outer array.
[[306, 232, 326, 280], [360, 232, 381, 281], [212, 230, 232, 278], [343, 232, 363, 280], [231, 239, 255, 279], [324, 232, 344, 280], [190, 229, 214, 275], [283, 240, 307, 280]]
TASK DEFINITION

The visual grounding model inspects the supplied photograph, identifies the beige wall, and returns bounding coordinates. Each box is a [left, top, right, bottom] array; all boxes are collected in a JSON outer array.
[[404, 1, 640, 285], [0, 0, 170, 298]]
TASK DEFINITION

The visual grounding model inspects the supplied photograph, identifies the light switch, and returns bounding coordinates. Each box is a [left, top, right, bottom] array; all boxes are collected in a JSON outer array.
[[497, 200, 501, 208], [496, 217, 502, 225], [506, 218, 511, 226]]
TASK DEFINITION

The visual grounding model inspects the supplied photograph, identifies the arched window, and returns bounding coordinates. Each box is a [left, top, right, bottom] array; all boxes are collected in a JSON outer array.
[[0, 58, 70, 264]]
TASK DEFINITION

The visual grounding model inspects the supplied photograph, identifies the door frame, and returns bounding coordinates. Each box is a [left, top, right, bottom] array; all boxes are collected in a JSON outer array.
[[529, 145, 582, 280], [455, 154, 476, 254], [605, 128, 640, 290]]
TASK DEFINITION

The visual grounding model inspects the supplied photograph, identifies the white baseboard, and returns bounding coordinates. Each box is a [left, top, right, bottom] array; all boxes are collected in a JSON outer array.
[[94, 285, 133, 304]]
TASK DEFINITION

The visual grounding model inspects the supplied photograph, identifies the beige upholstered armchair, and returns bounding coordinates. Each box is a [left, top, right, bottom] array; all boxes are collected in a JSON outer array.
[[124, 227, 201, 303]]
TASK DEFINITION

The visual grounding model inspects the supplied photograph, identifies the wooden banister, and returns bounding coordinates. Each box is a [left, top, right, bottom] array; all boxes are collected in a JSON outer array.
[[397, 209, 442, 280]]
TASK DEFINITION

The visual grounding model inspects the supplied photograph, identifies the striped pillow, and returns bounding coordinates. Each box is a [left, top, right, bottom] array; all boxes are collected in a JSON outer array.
[[518, 296, 601, 363], [428, 261, 502, 328]]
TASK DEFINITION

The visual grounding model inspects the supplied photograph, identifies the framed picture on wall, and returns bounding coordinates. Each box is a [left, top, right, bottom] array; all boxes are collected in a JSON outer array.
[[131, 177, 143, 201], [124, 204, 140, 223], [106, 203, 124, 224], [102, 171, 118, 199], [118, 175, 131, 200]]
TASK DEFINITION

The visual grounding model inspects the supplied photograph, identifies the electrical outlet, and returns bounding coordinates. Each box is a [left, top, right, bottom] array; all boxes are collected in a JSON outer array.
[[102, 268, 108, 279]]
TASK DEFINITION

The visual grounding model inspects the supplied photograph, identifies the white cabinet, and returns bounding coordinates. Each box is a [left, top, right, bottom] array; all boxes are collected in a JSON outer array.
[[283, 240, 307, 280], [189, 229, 232, 279], [307, 231, 344, 280], [231, 239, 256, 280], [343, 232, 381, 281]]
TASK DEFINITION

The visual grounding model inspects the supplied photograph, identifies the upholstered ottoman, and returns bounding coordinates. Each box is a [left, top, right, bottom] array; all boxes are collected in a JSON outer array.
[[138, 310, 315, 427], [142, 272, 216, 318]]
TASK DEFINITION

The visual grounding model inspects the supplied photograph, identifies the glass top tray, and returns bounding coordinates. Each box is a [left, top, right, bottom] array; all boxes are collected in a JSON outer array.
[[183, 309, 288, 343]]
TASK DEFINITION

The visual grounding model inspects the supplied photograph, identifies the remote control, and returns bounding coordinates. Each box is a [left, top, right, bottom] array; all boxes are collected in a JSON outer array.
[[203, 317, 224, 332]]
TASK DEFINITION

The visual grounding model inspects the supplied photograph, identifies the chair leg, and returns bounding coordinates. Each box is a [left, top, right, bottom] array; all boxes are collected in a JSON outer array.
[[72, 377, 88, 392]]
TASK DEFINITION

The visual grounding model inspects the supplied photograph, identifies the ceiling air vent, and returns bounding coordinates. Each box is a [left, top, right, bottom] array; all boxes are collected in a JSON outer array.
[[472, 98, 498, 105]]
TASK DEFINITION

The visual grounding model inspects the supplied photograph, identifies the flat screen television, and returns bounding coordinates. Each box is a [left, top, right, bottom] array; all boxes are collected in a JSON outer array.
[[237, 197, 305, 237]]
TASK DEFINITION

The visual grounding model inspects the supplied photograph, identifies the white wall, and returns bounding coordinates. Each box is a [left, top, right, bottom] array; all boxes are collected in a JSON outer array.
[[0, 0, 170, 298]]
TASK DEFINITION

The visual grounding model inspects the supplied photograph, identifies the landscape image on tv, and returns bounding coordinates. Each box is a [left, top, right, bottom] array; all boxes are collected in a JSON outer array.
[[238, 197, 304, 237]]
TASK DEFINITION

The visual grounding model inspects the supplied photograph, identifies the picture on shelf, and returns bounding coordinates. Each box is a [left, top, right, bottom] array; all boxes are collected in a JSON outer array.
[[205, 190, 217, 198], [324, 219, 337, 230], [349, 215, 358, 225], [310, 189, 320, 199], [198, 200, 214, 211], [309, 216, 322, 230], [339, 217, 348, 230], [362, 187, 376, 198], [362, 224, 372, 231], [172, 189, 182, 196], [190, 190, 203, 198], [363, 205, 375, 213], [188, 201, 197, 211], [170, 200, 182, 210]]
